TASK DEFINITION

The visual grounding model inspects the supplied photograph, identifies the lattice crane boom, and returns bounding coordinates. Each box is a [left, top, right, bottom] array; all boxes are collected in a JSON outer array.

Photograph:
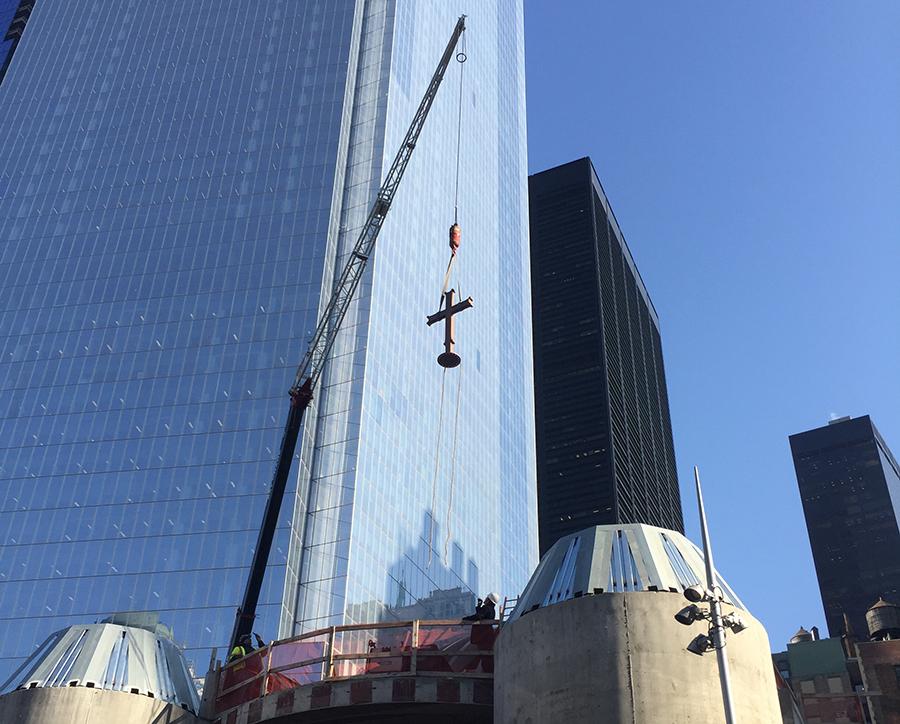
[[229, 15, 467, 655]]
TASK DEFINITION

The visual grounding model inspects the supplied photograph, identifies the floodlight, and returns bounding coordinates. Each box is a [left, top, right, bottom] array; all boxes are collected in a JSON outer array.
[[675, 604, 703, 626], [723, 613, 747, 634], [687, 633, 713, 656], [683, 585, 707, 603]]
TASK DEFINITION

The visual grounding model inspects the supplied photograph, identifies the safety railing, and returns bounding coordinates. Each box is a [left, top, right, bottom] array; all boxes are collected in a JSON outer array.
[[214, 619, 498, 715]]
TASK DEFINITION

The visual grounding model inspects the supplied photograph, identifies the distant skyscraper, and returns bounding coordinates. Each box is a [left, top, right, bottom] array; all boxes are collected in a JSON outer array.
[[528, 157, 682, 555], [790, 415, 900, 638], [0, 0, 34, 84], [0, 0, 536, 684]]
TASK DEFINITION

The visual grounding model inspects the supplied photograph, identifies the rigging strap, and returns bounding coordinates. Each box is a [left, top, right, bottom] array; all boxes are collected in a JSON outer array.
[[440, 254, 456, 299]]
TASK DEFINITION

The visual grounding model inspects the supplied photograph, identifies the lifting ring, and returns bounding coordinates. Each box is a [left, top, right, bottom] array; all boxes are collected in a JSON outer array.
[[456, 52, 467, 63]]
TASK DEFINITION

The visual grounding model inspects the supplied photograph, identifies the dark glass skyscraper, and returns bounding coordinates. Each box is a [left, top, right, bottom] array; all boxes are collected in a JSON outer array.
[[790, 415, 900, 638], [528, 157, 682, 555], [0, 0, 34, 84], [0, 0, 536, 685]]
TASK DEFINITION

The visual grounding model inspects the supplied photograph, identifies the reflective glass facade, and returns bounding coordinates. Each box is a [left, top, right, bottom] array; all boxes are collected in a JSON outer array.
[[529, 158, 683, 556], [287, 0, 537, 634], [0, 0, 536, 683], [790, 415, 900, 638]]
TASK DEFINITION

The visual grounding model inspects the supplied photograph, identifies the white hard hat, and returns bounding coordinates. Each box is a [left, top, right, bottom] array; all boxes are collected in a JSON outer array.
[[486, 592, 500, 604]]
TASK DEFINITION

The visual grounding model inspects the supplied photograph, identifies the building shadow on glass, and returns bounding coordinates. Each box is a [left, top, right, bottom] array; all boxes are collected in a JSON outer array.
[[346, 511, 481, 626], [336, 512, 496, 680]]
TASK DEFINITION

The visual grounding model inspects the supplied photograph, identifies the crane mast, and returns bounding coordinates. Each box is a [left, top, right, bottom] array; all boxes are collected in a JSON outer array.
[[229, 15, 467, 654]]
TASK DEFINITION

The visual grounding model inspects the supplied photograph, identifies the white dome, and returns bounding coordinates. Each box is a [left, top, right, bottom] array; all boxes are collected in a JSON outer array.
[[2, 614, 199, 714], [509, 523, 746, 621]]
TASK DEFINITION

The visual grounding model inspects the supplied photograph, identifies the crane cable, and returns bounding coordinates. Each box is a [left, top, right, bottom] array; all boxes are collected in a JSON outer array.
[[441, 34, 468, 564], [453, 28, 466, 224], [428, 34, 467, 568], [443, 362, 463, 563], [427, 367, 447, 567], [440, 30, 467, 301]]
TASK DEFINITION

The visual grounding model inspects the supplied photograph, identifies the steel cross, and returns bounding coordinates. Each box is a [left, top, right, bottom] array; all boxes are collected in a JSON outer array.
[[426, 289, 473, 368]]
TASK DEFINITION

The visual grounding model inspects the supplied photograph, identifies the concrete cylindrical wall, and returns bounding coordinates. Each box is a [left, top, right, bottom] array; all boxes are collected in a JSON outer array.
[[495, 592, 780, 724], [0, 687, 201, 724]]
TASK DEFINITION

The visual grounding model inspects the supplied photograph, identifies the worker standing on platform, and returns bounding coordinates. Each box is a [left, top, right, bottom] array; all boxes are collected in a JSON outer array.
[[228, 633, 266, 663], [228, 634, 252, 663], [464, 592, 499, 621]]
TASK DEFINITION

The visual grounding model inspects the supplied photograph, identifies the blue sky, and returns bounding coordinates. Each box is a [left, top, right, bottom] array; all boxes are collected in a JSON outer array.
[[524, 1, 900, 649]]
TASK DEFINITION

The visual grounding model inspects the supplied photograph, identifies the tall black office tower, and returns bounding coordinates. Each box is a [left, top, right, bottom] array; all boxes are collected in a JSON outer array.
[[0, 0, 34, 84], [529, 157, 683, 555], [790, 415, 900, 638]]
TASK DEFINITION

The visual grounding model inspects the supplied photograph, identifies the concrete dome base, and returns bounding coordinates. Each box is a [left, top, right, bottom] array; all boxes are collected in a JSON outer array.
[[0, 687, 201, 724], [494, 592, 780, 724]]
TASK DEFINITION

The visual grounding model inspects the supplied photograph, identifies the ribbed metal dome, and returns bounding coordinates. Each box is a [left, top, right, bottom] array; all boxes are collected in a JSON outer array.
[[0, 613, 199, 714], [509, 524, 746, 621]]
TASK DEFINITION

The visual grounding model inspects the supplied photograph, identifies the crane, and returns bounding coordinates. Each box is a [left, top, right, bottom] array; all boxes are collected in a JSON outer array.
[[229, 15, 467, 655]]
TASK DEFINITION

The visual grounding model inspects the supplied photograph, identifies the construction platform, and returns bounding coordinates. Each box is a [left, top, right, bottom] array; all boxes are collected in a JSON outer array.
[[209, 619, 496, 724]]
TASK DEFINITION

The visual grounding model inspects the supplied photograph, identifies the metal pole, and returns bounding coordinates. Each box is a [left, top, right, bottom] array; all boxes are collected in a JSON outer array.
[[694, 466, 737, 724]]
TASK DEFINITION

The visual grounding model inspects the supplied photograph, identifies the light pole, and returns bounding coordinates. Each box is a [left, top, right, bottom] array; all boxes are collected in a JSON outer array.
[[675, 467, 742, 722], [694, 465, 737, 724]]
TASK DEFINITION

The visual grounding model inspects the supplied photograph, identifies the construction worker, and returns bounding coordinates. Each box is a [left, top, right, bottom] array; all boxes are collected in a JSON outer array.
[[228, 633, 266, 663], [463, 592, 499, 622], [228, 634, 252, 663], [480, 592, 499, 620]]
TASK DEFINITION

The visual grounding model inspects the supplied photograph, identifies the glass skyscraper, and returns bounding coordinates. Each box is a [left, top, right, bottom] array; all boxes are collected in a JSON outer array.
[[790, 415, 900, 638], [529, 158, 683, 556], [0, 0, 536, 684]]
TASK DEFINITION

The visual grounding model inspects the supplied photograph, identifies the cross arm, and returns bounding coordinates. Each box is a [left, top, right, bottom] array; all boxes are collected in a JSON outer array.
[[426, 296, 474, 326]]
